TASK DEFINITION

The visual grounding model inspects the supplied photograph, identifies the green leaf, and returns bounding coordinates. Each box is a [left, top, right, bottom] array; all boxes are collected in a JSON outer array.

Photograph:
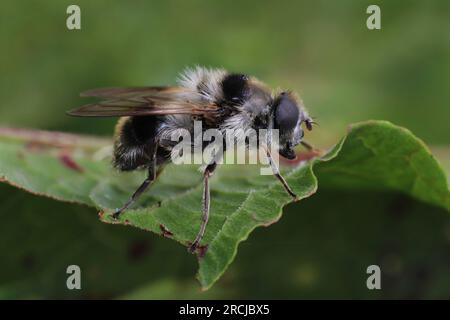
[[0, 121, 448, 289], [317, 121, 450, 211]]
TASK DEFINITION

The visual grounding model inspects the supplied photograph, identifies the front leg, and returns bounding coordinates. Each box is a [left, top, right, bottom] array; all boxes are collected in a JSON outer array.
[[265, 119, 297, 200], [266, 150, 297, 200]]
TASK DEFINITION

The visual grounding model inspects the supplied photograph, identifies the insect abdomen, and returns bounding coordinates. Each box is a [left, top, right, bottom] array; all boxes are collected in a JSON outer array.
[[113, 116, 160, 171]]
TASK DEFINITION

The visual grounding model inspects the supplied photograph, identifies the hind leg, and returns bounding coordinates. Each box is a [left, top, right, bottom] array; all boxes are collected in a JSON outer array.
[[112, 148, 159, 220]]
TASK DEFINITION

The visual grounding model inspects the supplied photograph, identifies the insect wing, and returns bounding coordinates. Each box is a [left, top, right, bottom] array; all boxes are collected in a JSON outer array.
[[67, 86, 217, 117]]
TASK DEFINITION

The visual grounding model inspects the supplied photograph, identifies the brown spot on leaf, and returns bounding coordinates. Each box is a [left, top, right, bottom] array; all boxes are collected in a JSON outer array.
[[24, 141, 50, 153], [0, 127, 111, 150], [280, 150, 322, 166], [159, 224, 173, 238], [98, 210, 105, 219], [297, 150, 323, 161], [59, 153, 83, 172], [197, 244, 209, 258], [127, 240, 151, 261]]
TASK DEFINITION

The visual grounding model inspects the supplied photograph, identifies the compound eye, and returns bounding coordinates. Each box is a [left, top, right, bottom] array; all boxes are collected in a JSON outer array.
[[274, 94, 299, 131]]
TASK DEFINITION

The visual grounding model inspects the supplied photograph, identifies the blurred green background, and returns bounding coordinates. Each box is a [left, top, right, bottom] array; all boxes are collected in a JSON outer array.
[[0, 0, 449, 299]]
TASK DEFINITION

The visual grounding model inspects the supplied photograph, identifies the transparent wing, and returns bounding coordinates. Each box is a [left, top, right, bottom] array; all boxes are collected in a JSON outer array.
[[67, 86, 218, 117]]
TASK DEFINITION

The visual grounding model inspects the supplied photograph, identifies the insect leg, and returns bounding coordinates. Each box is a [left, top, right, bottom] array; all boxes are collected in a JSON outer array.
[[189, 161, 217, 253], [266, 150, 297, 200], [265, 120, 297, 200], [112, 147, 158, 220]]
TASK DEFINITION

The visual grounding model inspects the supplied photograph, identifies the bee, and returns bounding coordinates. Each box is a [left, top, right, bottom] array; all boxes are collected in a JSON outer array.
[[67, 66, 314, 253]]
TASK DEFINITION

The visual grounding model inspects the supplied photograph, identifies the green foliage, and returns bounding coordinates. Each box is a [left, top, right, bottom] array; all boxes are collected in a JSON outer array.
[[315, 121, 450, 211], [0, 121, 448, 290]]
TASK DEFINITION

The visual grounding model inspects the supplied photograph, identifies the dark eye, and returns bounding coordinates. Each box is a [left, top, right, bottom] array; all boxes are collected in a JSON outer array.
[[222, 73, 249, 104], [274, 94, 299, 131]]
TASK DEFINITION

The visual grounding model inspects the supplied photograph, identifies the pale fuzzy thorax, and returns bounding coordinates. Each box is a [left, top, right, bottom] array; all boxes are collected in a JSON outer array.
[[177, 67, 260, 144], [177, 66, 227, 103], [178, 66, 309, 124], [220, 78, 273, 144], [165, 67, 309, 161], [220, 113, 252, 139]]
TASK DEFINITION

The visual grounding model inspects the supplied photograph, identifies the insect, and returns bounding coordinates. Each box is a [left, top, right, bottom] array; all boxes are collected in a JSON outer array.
[[67, 67, 314, 253]]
